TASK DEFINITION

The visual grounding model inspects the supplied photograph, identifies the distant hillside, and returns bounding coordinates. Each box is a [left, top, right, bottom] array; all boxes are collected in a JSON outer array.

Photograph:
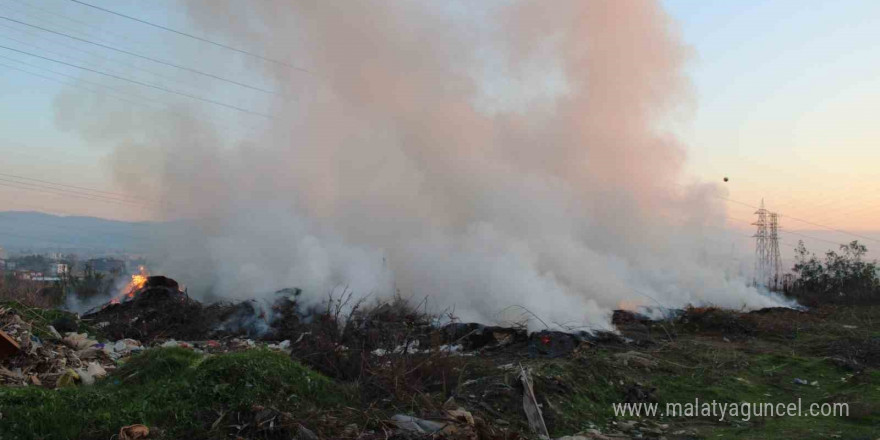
[[0, 211, 164, 254]]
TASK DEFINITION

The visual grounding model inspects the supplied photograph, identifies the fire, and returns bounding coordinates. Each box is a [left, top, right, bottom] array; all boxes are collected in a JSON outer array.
[[122, 266, 149, 300], [127, 274, 148, 299]]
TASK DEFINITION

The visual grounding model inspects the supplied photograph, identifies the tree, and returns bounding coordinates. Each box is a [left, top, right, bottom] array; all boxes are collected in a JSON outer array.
[[790, 240, 879, 305]]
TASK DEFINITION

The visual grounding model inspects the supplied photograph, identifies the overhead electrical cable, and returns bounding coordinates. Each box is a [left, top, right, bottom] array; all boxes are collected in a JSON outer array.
[[0, 15, 286, 97], [0, 21, 222, 96], [65, 0, 312, 74], [5, 0, 155, 48], [0, 180, 149, 207], [0, 60, 256, 136], [716, 196, 880, 245], [0, 171, 150, 202], [0, 43, 272, 118]]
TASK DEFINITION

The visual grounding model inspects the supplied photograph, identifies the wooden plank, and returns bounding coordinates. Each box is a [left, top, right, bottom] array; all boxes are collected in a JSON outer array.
[[519, 364, 549, 439], [0, 330, 21, 359]]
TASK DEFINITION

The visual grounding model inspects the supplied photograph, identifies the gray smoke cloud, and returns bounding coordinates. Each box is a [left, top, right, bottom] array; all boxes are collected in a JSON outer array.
[[55, 0, 786, 329]]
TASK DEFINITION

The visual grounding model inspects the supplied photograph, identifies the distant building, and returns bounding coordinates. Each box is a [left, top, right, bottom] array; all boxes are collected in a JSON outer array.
[[0, 246, 6, 260], [86, 257, 126, 274], [15, 270, 36, 280], [53, 263, 69, 275]]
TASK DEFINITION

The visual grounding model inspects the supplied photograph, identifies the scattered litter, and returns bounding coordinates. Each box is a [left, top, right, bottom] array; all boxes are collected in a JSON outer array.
[[390, 414, 448, 434], [87, 362, 107, 379], [793, 378, 809, 385], [46, 325, 62, 340], [119, 424, 150, 440], [612, 351, 657, 368], [56, 369, 79, 388], [295, 424, 318, 440], [0, 308, 121, 388]]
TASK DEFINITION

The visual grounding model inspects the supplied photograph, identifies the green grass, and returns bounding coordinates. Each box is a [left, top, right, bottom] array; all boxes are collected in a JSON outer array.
[[539, 314, 880, 440], [531, 353, 626, 435], [0, 348, 353, 440]]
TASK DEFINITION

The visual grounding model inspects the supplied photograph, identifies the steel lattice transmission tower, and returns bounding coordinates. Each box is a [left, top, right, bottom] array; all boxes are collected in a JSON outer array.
[[753, 200, 768, 287], [752, 200, 782, 289], [768, 212, 782, 290]]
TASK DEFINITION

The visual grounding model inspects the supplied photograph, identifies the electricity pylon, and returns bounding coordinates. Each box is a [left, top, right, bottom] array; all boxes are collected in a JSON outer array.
[[753, 199, 782, 290]]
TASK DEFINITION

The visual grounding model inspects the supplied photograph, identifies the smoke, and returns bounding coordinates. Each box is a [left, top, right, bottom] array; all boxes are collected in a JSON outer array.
[[55, 0, 786, 329]]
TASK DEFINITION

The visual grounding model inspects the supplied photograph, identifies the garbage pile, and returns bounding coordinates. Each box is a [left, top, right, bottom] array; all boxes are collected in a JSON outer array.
[[83, 279, 303, 343], [83, 275, 208, 341], [0, 305, 141, 388]]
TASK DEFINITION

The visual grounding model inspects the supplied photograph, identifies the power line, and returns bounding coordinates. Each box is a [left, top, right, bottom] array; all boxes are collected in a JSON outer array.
[[0, 58, 256, 137], [0, 20, 221, 98], [0, 174, 150, 205], [65, 0, 312, 74], [5, 0, 155, 49], [0, 171, 148, 202], [716, 195, 880, 245], [725, 215, 852, 248], [0, 55, 255, 139], [0, 180, 150, 207], [0, 43, 272, 117], [0, 15, 287, 97]]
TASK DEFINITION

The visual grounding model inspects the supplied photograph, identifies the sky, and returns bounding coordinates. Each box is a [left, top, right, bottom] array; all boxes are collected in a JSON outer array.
[[1, 0, 879, 256]]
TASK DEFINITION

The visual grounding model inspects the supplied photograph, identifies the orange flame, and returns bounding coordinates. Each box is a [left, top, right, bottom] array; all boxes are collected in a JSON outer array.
[[121, 266, 149, 300], [127, 274, 148, 299]]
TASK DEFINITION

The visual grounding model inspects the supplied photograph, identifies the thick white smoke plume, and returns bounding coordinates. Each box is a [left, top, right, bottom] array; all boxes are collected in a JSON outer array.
[[58, 0, 785, 329]]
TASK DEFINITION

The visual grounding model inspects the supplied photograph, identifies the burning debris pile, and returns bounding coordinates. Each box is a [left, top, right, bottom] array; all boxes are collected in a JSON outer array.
[[83, 277, 302, 342], [84, 275, 207, 341], [78, 274, 629, 365]]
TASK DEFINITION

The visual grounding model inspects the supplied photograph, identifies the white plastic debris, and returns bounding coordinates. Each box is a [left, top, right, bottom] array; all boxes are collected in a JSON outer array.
[[47, 325, 62, 340], [389, 415, 448, 434], [76, 367, 95, 386], [87, 362, 108, 379], [63, 333, 98, 350]]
